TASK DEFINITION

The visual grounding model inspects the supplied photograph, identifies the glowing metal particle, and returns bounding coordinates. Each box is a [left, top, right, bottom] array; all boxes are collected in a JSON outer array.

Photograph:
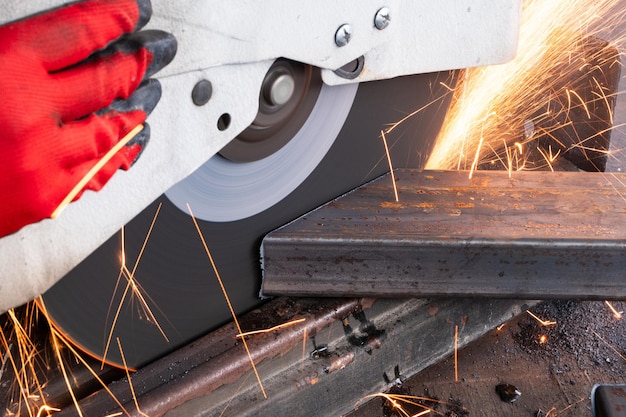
[[116, 338, 148, 417], [427, 0, 624, 172], [590, 328, 626, 362], [235, 318, 306, 338], [380, 130, 399, 202], [52, 125, 144, 219], [454, 325, 459, 382], [605, 301, 623, 319], [187, 204, 267, 399], [103, 203, 168, 368], [526, 310, 557, 327]]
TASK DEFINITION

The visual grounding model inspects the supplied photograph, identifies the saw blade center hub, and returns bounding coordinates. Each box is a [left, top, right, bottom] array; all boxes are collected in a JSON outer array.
[[264, 73, 296, 107]]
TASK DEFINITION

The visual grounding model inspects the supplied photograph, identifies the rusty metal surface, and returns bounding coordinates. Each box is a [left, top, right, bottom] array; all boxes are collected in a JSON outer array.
[[51, 297, 357, 416], [592, 384, 626, 417], [261, 169, 626, 300], [48, 296, 527, 417]]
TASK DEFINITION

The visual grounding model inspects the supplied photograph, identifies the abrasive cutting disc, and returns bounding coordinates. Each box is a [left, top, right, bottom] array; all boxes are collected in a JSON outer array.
[[41, 70, 457, 368]]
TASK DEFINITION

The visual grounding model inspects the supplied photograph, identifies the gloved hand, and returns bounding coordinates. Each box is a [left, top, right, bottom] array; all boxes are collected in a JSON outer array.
[[0, 0, 177, 238]]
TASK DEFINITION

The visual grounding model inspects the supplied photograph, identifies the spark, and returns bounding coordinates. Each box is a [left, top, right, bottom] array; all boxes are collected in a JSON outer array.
[[481, 139, 527, 174], [454, 325, 459, 382], [380, 130, 399, 202], [0, 305, 48, 417], [604, 301, 623, 319], [526, 310, 557, 327], [426, 0, 625, 172], [592, 76, 615, 124], [356, 393, 463, 417], [103, 203, 169, 368], [49, 324, 82, 416], [534, 397, 587, 417], [542, 407, 558, 417], [384, 86, 453, 136], [36, 405, 60, 417], [589, 328, 626, 362], [187, 203, 267, 399], [2, 301, 134, 417], [51, 124, 144, 218], [503, 139, 517, 177], [468, 133, 484, 179], [302, 327, 307, 370], [3, 207, 166, 415], [0, 344, 10, 382], [357, 393, 432, 417], [537, 145, 561, 171], [568, 89, 592, 119], [496, 323, 507, 331], [218, 372, 254, 417], [554, 397, 588, 415], [37, 298, 132, 416], [116, 338, 148, 417], [235, 318, 306, 338], [607, 172, 626, 204]]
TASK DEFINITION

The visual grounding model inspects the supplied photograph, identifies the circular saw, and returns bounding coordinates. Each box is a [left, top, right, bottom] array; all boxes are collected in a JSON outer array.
[[0, 1, 522, 368], [44, 68, 457, 368]]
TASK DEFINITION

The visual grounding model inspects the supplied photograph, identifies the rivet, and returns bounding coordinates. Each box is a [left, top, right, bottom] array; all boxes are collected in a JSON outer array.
[[192, 79, 212, 106]]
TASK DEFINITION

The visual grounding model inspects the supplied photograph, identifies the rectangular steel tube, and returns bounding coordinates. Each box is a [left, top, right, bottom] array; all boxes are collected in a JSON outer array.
[[262, 169, 626, 299]]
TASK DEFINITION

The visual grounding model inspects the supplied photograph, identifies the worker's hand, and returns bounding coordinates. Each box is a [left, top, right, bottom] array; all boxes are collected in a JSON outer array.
[[0, 0, 176, 238]]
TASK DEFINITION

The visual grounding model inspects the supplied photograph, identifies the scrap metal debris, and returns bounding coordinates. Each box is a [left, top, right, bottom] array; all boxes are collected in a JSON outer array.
[[495, 383, 522, 403]]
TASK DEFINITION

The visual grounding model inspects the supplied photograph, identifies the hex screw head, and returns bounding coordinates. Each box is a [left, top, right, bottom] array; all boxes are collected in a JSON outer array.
[[192, 79, 213, 106], [335, 24, 353, 47], [374, 7, 391, 30]]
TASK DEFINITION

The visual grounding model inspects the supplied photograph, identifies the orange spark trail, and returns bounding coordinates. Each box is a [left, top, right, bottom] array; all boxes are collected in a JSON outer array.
[[52, 125, 144, 218], [527, 310, 557, 327], [218, 373, 254, 417], [187, 204, 267, 399], [37, 298, 131, 416], [1, 304, 61, 417], [590, 328, 626, 362], [36, 405, 61, 417], [103, 203, 168, 367], [380, 130, 399, 202], [49, 337, 81, 416], [454, 325, 459, 382], [605, 301, 623, 319], [116, 338, 148, 417], [426, 0, 625, 171], [235, 318, 306, 338], [356, 392, 460, 416]]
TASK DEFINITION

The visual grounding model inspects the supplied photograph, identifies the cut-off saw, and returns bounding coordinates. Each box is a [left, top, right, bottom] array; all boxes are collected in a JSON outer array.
[[0, 1, 521, 368]]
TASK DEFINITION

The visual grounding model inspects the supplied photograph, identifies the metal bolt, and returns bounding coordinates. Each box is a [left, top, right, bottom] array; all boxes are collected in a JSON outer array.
[[192, 79, 212, 106], [374, 7, 391, 30], [264, 73, 296, 106], [335, 24, 352, 47]]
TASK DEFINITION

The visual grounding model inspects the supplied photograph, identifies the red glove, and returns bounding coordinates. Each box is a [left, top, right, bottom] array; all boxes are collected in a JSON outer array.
[[0, 0, 176, 237]]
